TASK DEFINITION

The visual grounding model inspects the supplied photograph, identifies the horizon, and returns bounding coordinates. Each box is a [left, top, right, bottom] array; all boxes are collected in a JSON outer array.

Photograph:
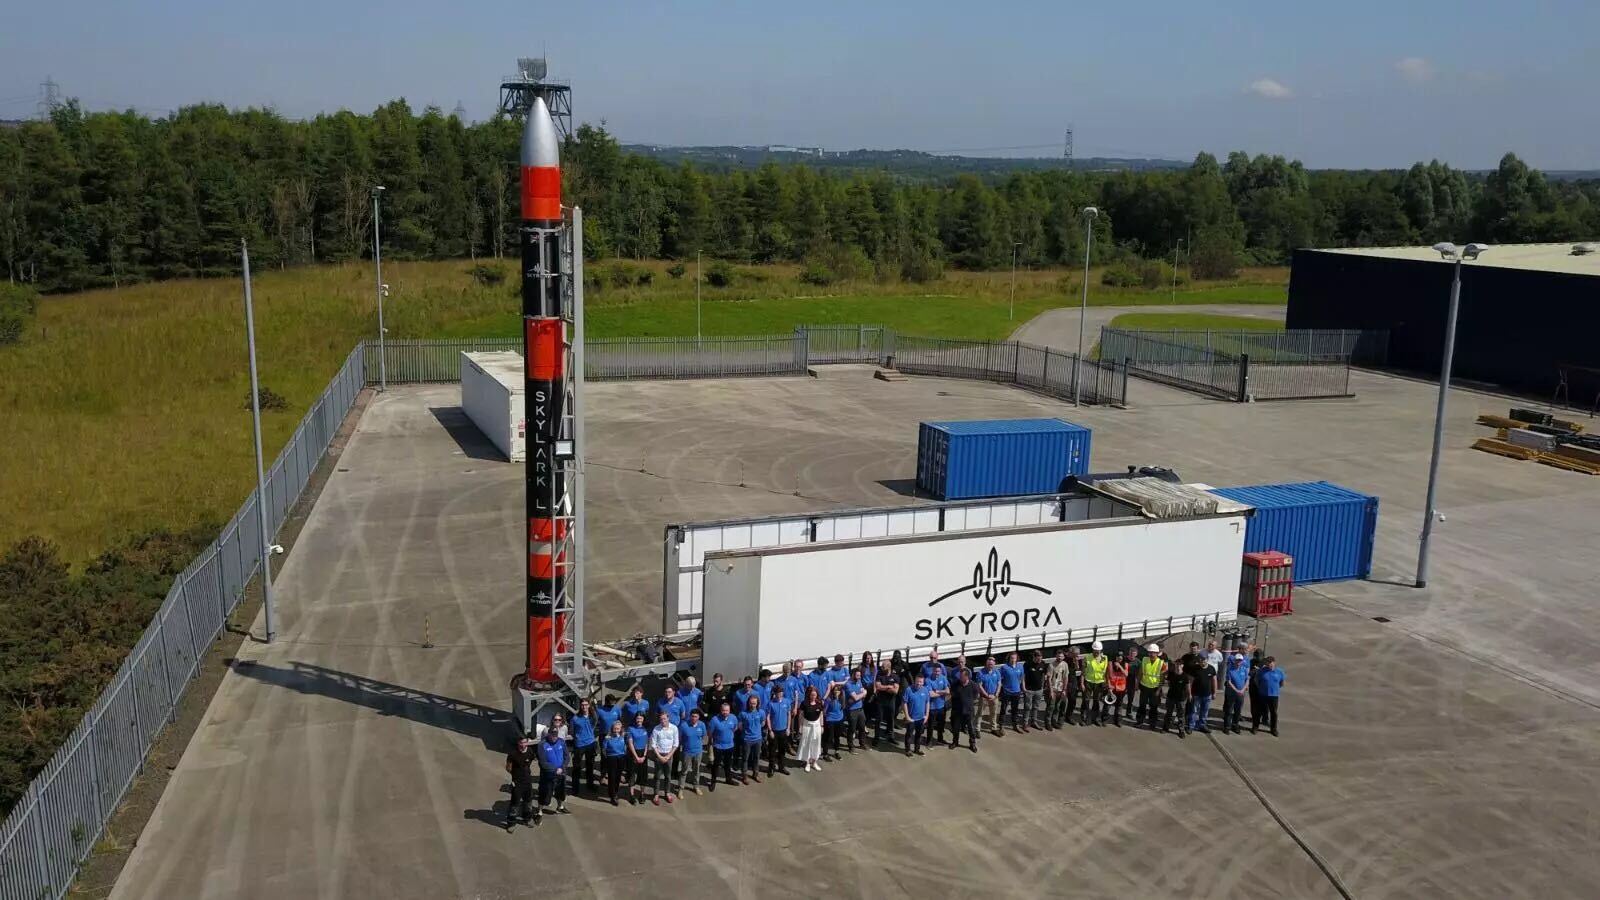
[[1, 0, 1596, 171]]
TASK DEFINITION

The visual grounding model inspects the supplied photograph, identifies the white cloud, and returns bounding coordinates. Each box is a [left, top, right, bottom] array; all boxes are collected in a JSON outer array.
[[1246, 78, 1294, 100], [1396, 57, 1436, 83]]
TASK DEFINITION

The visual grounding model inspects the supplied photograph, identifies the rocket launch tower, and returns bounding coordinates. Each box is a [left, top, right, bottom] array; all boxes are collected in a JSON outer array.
[[509, 93, 588, 733]]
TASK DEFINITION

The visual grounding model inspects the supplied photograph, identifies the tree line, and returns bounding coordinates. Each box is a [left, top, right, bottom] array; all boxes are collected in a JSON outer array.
[[2, 98, 1597, 292]]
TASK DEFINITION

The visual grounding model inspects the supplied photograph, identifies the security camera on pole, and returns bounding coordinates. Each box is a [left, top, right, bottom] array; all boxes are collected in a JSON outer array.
[[1415, 241, 1488, 588]]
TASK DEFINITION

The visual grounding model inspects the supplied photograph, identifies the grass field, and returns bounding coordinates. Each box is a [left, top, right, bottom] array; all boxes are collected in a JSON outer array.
[[1103, 312, 1287, 332], [0, 259, 1285, 563]]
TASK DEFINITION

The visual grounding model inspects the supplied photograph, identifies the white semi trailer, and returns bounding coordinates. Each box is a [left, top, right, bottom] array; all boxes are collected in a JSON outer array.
[[665, 482, 1252, 679]]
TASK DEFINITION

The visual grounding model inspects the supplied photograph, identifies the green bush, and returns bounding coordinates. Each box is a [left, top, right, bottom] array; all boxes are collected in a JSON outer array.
[[899, 249, 944, 284], [243, 386, 288, 411], [1190, 229, 1242, 279], [798, 262, 836, 286], [1100, 261, 1145, 288], [1, 526, 214, 814], [706, 260, 735, 287], [467, 264, 506, 287], [665, 262, 686, 280], [0, 284, 39, 347]]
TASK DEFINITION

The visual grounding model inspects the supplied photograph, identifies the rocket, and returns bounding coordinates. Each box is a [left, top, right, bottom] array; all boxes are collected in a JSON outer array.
[[521, 96, 566, 685]]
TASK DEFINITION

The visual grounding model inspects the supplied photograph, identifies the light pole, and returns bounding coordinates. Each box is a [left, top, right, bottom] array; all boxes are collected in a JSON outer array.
[[1009, 241, 1021, 320], [695, 250, 702, 343], [1074, 206, 1099, 406], [372, 185, 388, 392], [240, 240, 277, 644], [1416, 241, 1488, 588], [1171, 239, 1183, 303]]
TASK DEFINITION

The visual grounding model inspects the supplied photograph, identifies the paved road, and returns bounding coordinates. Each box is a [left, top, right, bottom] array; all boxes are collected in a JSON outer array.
[[1009, 303, 1286, 353], [108, 371, 1600, 899]]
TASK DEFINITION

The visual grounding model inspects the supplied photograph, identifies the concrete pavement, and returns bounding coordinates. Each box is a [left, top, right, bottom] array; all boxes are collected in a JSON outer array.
[[1009, 303, 1286, 354], [110, 369, 1600, 899]]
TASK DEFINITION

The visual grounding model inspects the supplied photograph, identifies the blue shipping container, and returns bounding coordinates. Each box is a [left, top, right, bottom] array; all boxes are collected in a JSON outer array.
[[1209, 481, 1379, 583], [916, 418, 1091, 500]]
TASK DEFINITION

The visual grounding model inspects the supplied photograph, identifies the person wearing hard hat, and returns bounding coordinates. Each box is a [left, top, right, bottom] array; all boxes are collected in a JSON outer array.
[[1081, 642, 1110, 726], [1136, 644, 1166, 728], [1222, 651, 1250, 734]]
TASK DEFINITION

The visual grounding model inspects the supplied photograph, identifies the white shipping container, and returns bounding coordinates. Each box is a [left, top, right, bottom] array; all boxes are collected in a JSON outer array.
[[460, 351, 525, 462], [700, 512, 1247, 678]]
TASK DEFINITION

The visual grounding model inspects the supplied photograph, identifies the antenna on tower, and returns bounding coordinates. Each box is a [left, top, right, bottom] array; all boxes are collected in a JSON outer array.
[[1064, 124, 1074, 166], [37, 77, 61, 121], [499, 57, 572, 138]]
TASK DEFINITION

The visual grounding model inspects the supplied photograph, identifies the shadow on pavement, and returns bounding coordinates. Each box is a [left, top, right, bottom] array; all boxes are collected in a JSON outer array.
[[875, 478, 924, 498], [229, 659, 512, 752], [428, 405, 510, 463]]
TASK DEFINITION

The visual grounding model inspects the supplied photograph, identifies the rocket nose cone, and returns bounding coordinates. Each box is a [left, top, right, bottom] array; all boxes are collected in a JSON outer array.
[[521, 97, 560, 168]]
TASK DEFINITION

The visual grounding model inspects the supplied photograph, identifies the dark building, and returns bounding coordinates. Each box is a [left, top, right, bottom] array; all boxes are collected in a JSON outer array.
[[1288, 243, 1600, 406]]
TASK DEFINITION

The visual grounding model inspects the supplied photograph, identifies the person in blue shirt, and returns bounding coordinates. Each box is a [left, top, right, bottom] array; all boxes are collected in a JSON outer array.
[[843, 669, 869, 752], [738, 695, 768, 783], [926, 664, 951, 746], [733, 676, 764, 715], [624, 713, 651, 805], [621, 687, 650, 729], [999, 652, 1027, 733], [657, 685, 686, 728], [806, 658, 832, 706], [568, 698, 599, 795], [858, 653, 878, 731], [822, 682, 846, 760], [827, 654, 851, 687], [902, 674, 931, 756], [765, 686, 792, 775], [784, 661, 809, 751], [600, 721, 629, 806], [707, 701, 740, 790], [595, 694, 621, 737], [1252, 657, 1285, 736], [1222, 653, 1251, 734], [679, 676, 703, 720], [677, 708, 708, 795], [976, 657, 1003, 736], [535, 716, 570, 821], [920, 649, 944, 681]]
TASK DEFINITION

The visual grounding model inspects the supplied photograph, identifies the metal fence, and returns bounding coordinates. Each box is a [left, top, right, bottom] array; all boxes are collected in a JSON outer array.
[[1111, 328, 1389, 367], [1098, 328, 1373, 401], [1097, 329, 1246, 401], [587, 335, 807, 380], [797, 324, 887, 364], [369, 336, 808, 383], [889, 336, 1128, 406], [0, 346, 366, 900]]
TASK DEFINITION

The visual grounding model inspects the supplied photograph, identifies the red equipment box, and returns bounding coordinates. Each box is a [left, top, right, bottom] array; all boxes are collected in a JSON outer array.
[[1240, 550, 1293, 618]]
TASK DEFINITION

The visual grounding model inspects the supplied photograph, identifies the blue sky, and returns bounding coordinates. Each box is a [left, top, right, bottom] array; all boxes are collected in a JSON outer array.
[[1, 0, 1596, 169]]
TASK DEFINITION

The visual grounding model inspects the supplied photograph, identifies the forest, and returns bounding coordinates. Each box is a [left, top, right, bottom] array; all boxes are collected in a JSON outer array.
[[2, 98, 1598, 294]]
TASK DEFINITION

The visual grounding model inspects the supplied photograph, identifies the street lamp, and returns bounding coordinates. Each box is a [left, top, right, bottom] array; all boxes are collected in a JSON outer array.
[[695, 250, 702, 342], [1074, 206, 1099, 406], [1415, 241, 1488, 588], [1171, 238, 1184, 303], [1009, 241, 1022, 320], [239, 240, 277, 643], [372, 185, 388, 392]]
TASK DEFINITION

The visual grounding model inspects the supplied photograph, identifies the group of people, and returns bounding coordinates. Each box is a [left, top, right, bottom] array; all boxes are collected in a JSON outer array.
[[500, 639, 1287, 828]]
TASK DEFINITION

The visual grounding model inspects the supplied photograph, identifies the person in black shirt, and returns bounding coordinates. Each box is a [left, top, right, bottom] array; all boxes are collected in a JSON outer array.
[[703, 673, 731, 721], [1022, 650, 1049, 731], [873, 660, 899, 745], [504, 735, 537, 830], [1162, 655, 1190, 737], [948, 668, 980, 752]]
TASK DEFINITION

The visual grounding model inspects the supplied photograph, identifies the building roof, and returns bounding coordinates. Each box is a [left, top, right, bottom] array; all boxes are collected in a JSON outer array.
[[1306, 242, 1600, 277]]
